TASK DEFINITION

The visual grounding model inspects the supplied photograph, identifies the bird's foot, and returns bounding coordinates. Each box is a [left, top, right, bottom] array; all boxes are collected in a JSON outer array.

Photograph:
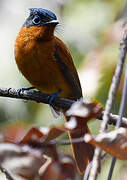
[[48, 89, 61, 105], [17, 86, 35, 96]]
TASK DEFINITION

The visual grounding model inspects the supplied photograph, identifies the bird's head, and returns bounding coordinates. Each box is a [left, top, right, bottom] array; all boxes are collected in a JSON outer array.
[[23, 8, 59, 28]]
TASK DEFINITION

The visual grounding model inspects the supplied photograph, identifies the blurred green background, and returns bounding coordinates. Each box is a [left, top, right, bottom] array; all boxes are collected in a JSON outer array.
[[0, 0, 127, 179]]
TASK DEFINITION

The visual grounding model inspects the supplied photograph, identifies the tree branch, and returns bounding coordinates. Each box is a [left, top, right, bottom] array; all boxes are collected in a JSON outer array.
[[0, 165, 14, 180], [0, 87, 74, 110], [89, 26, 127, 180], [0, 87, 127, 127]]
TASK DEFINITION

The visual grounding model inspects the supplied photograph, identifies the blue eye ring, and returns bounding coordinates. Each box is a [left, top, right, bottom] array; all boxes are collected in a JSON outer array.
[[32, 15, 41, 25]]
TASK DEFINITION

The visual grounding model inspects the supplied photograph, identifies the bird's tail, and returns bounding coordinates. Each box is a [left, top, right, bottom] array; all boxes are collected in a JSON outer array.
[[63, 112, 94, 174]]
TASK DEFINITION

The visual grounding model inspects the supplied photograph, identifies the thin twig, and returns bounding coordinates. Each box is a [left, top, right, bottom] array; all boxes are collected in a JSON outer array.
[[0, 165, 14, 180], [108, 52, 127, 180], [107, 158, 116, 180], [0, 87, 127, 127], [83, 153, 107, 180], [89, 28, 127, 180], [36, 136, 85, 146], [21, 137, 85, 147], [47, 137, 85, 145]]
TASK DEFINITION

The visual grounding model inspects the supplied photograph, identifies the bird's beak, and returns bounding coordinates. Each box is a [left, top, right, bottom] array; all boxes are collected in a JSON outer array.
[[45, 19, 59, 26]]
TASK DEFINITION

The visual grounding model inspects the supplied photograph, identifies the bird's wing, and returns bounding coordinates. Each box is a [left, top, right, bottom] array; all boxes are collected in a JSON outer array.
[[54, 37, 82, 100]]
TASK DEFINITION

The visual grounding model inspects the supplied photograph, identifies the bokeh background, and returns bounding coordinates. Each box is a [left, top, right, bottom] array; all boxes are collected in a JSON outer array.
[[0, 0, 127, 179]]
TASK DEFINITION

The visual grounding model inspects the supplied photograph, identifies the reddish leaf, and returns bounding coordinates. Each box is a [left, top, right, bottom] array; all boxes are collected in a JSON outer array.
[[84, 127, 127, 159], [40, 155, 80, 180], [0, 123, 28, 143], [63, 98, 103, 173], [0, 143, 47, 180], [0, 141, 80, 180], [66, 98, 103, 121], [21, 127, 45, 143], [0, 98, 103, 175], [21, 126, 68, 143]]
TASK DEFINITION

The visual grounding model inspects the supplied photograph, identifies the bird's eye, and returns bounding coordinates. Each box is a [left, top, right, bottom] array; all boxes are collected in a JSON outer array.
[[32, 15, 41, 25]]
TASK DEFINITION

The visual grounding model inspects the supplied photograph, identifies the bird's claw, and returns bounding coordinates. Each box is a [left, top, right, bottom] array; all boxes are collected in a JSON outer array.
[[48, 90, 61, 105]]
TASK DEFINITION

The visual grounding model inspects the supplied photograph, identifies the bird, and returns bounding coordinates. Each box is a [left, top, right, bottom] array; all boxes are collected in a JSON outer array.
[[14, 8, 94, 173]]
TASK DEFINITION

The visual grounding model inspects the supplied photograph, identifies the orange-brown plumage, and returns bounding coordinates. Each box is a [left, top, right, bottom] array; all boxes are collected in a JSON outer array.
[[15, 25, 82, 100], [14, 8, 94, 173]]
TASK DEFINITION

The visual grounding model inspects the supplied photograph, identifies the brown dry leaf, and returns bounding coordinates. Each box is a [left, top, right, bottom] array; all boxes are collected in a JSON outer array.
[[0, 123, 81, 179], [84, 127, 127, 159], [0, 143, 47, 180], [66, 98, 103, 120], [0, 98, 103, 177], [0, 133, 80, 179], [64, 98, 103, 173], [21, 126, 68, 144], [0, 123, 28, 143], [40, 155, 80, 180]]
